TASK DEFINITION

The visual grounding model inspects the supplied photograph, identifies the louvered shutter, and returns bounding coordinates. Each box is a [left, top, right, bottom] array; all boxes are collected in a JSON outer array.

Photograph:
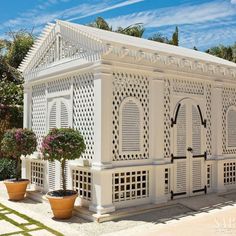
[[49, 102, 57, 129], [227, 109, 236, 147], [121, 98, 142, 153], [192, 105, 201, 156], [176, 104, 186, 157], [60, 101, 69, 128]]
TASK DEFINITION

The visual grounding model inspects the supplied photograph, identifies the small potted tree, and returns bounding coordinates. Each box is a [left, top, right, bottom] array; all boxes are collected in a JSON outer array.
[[41, 128, 85, 219], [1, 128, 37, 200]]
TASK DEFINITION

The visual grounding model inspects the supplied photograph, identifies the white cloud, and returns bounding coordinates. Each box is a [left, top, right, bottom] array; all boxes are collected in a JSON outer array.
[[107, 1, 236, 29], [231, 0, 236, 4]]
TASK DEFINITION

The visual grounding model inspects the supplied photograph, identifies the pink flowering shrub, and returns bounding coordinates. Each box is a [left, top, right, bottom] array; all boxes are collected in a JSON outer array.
[[1, 128, 37, 180], [41, 128, 85, 192]]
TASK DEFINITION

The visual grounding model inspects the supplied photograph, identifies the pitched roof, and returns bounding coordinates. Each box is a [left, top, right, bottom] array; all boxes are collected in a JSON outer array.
[[19, 20, 236, 73]]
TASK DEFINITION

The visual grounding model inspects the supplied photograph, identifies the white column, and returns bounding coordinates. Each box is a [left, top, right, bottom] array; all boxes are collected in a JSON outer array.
[[23, 84, 31, 129], [90, 64, 115, 214], [149, 77, 165, 163]]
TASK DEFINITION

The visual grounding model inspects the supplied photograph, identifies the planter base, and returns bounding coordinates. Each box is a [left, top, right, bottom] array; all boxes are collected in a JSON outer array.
[[4, 179, 29, 201], [46, 191, 78, 219]]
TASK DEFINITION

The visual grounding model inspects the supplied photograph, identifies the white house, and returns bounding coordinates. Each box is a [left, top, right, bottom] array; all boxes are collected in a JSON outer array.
[[19, 20, 236, 215]]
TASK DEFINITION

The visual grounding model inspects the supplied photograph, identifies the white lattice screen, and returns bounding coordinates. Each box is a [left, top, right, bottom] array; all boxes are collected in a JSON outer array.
[[31, 84, 47, 149], [30, 161, 44, 188], [112, 170, 149, 202], [222, 87, 236, 154], [172, 79, 204, 95], [163, 79, 171, 158], [47, 77, 71, 94], [72, 168, 92, 201], [205, 84, 212, 155], [164, 168, 170, 195], [73, 73, 95, 160], [112, 72, 149, 161], [224, 162, 236, 185]]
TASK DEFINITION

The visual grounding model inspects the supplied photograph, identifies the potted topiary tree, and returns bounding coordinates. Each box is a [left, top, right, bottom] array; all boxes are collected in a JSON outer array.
[[41, 128, 85, 219], [1, 128, 37, 200]]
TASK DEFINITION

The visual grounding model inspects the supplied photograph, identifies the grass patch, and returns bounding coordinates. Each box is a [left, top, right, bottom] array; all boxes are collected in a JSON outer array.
[[0, 203, 63, 236]]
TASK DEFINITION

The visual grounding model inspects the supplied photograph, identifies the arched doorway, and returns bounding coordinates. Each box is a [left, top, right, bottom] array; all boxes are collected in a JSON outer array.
[[171, 98, 207, 199]]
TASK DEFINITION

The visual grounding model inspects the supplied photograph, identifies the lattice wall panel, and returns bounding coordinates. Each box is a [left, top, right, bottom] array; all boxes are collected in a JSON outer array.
[[112, 170, 149, 202], [205, 84, 212, 155], [207, 164, 212, 189], [30, 161, 44, 188], [73, 73, 95, 160], [172, 78, 204, 95], [224, 162, 236, 185], [222, 87, 236, 154], [31, 84, 46, 149], [112, 72, 149, 161], [164, 168, 170, 195], [163, 79, 171, 158], [72, 169, 92, 201], [48, 77, 71, 93]]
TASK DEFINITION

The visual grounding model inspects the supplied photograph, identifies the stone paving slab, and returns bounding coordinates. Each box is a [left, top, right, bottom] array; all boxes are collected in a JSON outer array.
[[25, 224, 40, 230], [29, 229, 58, 236], [6, 213, 29, 224], [0, 219, 22, 234]]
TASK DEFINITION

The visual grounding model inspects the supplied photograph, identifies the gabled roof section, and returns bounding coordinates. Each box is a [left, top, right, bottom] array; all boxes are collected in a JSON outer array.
[[19, 20, 236, 81]]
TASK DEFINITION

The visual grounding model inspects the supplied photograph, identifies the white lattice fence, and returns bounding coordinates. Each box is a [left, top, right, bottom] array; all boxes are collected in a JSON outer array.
[[31, 84, 47, 149], [112, 72, 149, 161], [72, 168, 92, 201], [30, 160, 45, 189], [73, 73, 95, 160]]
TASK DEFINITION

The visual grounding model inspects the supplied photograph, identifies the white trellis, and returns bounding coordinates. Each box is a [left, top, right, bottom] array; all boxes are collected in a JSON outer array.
[[20, 20, 236, 215]]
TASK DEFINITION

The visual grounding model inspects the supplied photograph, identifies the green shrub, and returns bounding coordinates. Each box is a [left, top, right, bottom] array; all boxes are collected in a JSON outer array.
[[41, 128, 85, 192], [0, 158, 16, 180], [1, 128, 37, 180]]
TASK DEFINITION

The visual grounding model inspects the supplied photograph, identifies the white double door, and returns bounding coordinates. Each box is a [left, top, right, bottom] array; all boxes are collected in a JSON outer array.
[[172, 99, 206, 198]]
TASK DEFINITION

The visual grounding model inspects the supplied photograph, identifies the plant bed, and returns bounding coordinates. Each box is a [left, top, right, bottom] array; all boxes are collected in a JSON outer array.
[[41, 128, 85, 219], [1, 128, 37, 201]]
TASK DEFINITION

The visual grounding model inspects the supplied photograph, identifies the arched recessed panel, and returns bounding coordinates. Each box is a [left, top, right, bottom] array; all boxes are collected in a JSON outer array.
[[60, 101, 69, 128], [227, 108, 236, 147], [120, 97, 143, 153]]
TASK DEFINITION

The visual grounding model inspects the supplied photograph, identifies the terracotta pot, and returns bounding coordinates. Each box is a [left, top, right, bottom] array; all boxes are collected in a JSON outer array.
[[46, 191, 78, 219], [4, 179, 29, 201]]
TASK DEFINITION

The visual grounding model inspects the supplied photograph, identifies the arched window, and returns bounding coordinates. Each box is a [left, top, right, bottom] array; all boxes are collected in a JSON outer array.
[[227, 107, 236, 147], [119, 97, 143, 154], [48, 97, 70, 131]]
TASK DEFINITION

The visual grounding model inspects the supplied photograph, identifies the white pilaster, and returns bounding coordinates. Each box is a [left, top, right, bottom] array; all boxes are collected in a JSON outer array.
[[150, 77, 165, 164], [93, 65, 113, 169], [23, 84, 32, 129], [212, 82, 223, 157]]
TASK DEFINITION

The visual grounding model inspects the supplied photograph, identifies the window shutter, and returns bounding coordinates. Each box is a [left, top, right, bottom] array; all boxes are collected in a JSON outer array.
[[176, 104, 186, 157], [60, 101, 69, 128], [192, 105, 201, 156], [49, 102, 57, 129], [227, 109, 236, 147], [121, 98, 142, 153]]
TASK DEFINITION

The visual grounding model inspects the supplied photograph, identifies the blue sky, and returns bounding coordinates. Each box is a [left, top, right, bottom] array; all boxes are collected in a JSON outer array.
[[0, 0, 236, 50]]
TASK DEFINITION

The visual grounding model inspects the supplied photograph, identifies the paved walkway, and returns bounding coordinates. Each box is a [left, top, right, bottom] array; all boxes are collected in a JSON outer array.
[[0, 203, 62, 236], [1, 181, 236, 236]]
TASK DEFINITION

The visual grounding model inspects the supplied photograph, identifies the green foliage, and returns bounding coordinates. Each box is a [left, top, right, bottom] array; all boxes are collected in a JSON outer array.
[[0, 158, 16, 180], [172, 26, 179, 46], [1, 128, 37, 180], [41, 128, 85, 191], [206, 43, 236, 63], [116, 24, 145, 38], [148, 33, 172, 44], [88, 17, 112, 31], [41, 128, 85, 162]]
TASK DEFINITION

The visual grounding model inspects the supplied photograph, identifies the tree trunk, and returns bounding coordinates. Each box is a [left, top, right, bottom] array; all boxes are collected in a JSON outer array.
[[16, 157, 21, 181], [61, 158, 66, 193]]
